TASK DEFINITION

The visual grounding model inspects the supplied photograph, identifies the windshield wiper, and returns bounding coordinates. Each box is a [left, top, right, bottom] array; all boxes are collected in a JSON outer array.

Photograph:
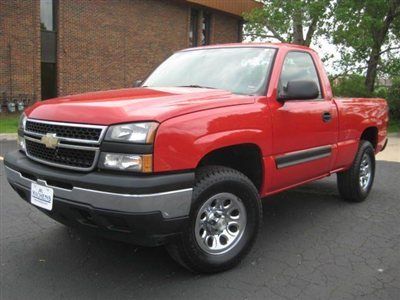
[[176, 85, 217, 89]]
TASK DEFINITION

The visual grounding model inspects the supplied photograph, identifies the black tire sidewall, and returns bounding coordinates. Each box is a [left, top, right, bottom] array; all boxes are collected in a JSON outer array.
[[356, 142, 375, 199], [181, 169, 261, 270]]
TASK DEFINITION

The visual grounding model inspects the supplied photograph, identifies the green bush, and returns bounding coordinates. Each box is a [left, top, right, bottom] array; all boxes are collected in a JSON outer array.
[[374, 86, 388, 99], [331, 74, 370, 97], [387, 78, 400, 121]]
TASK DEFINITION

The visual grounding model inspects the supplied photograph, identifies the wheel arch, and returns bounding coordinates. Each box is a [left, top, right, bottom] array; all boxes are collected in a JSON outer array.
[[196, 143, 264, 192], [360, 126, 378, 149]]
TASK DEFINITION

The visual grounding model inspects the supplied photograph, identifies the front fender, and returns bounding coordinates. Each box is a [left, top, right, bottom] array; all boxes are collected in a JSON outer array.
[[153, 104, 270, 172], [193, 129, 263, 156]]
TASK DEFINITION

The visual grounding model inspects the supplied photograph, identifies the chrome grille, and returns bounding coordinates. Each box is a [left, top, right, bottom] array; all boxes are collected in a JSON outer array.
[[23, 119, 107, 171], [25, 119, 105, 143]]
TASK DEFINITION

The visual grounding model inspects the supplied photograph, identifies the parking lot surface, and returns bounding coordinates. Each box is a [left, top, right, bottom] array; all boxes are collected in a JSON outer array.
[[1, 140, 399, 299]]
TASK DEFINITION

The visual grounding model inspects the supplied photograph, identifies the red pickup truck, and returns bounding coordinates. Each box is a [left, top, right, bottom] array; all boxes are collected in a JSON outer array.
[[5, 43, 388, 273]]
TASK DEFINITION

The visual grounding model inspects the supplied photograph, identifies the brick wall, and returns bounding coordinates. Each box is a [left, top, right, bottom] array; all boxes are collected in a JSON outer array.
[[1, 0, 241, 103], [58, 0, 190, 96], [0, 0, 40, 105], [212, 11, 240, 44]]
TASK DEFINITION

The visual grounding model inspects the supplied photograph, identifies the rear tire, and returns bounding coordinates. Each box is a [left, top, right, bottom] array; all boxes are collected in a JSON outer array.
[[337, 140, 375, 202], [166, 166, 262, 273]]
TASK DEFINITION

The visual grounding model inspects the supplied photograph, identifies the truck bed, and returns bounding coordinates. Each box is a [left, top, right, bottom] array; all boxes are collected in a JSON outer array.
[[332, 97, 388, 170]]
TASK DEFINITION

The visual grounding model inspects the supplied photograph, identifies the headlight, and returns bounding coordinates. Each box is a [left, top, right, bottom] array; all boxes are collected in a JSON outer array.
[[105, 122, 158, 144], [18, 113, 27, 131], [99, 153, 153, 172]]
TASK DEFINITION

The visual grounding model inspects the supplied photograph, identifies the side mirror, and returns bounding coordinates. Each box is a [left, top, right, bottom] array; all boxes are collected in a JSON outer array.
[[133, 80, 143, 87], [278, 80, 319, 101]]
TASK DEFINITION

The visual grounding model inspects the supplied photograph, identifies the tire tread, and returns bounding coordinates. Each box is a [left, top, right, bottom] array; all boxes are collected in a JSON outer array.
[[337, 140, 375, 202]]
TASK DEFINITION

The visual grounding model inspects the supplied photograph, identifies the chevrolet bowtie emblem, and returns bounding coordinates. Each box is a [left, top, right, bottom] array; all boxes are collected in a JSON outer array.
[[41, 133, 59, 149]]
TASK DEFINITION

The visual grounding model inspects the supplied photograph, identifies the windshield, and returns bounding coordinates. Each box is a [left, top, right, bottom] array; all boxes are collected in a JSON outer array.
[[143, 47, 276, 95]]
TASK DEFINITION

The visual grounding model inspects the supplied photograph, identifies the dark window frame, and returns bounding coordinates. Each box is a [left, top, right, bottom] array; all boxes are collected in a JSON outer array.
[[201, 12, 211, 46], [237, 20, 244, 42], [41, 62, 57, 100], [189, 8, 199, 47]]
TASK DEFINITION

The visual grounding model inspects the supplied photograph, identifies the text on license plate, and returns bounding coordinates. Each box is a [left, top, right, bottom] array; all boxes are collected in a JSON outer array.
[[31, 182, 54, 211]]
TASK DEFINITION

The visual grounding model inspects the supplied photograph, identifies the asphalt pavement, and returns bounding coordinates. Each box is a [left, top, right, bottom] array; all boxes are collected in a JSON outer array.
[[0, 140, 399, 299]]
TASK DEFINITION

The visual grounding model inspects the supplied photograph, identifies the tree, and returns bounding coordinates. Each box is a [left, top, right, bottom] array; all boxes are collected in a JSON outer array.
[[333, 0, 400, 93], [243, 0, 332, 46], [387, 77, 400, 120]]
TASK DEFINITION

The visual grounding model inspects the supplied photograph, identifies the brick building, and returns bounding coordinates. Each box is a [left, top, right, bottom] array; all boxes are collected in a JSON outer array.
[[0, 0, 260, 107]]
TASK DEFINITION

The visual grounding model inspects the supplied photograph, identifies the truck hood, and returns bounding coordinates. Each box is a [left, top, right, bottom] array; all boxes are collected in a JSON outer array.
[[26, 87, 254, 125]]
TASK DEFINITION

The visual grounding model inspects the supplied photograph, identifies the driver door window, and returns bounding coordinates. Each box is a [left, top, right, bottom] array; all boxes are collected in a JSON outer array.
[[278, 52, 322, 99]]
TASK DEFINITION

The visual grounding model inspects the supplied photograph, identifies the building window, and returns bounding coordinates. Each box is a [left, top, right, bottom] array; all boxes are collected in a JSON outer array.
[[238, 20, 244, 42], [189, 9, 199, 47], [40, 0, 57, 100], [189, 9, 212, 47], [201, 12, 211, 46], [40, 0, 54, 31], [41, 63, 57, 101]]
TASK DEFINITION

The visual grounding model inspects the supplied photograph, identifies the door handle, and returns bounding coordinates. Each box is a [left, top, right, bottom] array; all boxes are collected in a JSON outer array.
[[322, 112, 332, 122]]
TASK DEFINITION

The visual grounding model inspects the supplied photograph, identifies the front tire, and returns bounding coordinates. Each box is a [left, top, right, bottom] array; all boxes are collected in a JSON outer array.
[[337, 140, 375, 202], [166, 166, 262, 273]]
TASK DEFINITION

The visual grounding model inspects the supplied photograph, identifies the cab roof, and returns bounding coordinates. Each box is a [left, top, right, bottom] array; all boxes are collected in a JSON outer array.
[[181, 43, 314, 53]]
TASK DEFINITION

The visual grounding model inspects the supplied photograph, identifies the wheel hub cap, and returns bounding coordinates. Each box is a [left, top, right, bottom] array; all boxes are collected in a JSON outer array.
[[195, 192, 247, 255], [359, 153, 372, 191], [205, 211, 227, 234]]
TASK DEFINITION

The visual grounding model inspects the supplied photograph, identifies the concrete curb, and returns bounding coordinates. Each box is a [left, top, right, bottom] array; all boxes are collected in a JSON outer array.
[[0, 133, 18, 141], [388, 132, 400, 138]]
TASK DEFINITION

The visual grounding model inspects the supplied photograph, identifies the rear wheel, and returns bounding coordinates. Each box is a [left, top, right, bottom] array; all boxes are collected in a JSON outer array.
[[337, 140, 375, 202], [166, 166, 262, 273]]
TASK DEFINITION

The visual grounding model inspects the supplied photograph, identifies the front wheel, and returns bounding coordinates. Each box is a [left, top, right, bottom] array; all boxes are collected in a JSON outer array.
[[166, 166, 262, 273], [337, 140, 376, 202]]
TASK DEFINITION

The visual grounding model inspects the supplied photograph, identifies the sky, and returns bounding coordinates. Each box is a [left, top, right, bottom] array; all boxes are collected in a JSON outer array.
[[311, 37, 341, 75]]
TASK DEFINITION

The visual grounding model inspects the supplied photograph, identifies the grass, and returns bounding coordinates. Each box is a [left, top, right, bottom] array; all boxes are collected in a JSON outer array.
[[0, 114, 19, 133]]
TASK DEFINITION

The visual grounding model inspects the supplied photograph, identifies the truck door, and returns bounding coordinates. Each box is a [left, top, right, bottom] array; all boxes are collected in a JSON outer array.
[[269, 51, 338, 191]]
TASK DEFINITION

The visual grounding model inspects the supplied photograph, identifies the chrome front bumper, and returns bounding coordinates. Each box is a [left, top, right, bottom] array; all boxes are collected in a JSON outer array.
[[5, 166, 193, 219]]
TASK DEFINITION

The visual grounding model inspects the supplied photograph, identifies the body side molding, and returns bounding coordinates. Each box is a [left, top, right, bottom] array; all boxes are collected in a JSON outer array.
[[275, 145, 332, 169]]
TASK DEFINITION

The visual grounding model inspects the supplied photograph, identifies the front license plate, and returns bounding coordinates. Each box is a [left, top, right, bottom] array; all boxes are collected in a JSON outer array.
[[31, 182, 54, 211]]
